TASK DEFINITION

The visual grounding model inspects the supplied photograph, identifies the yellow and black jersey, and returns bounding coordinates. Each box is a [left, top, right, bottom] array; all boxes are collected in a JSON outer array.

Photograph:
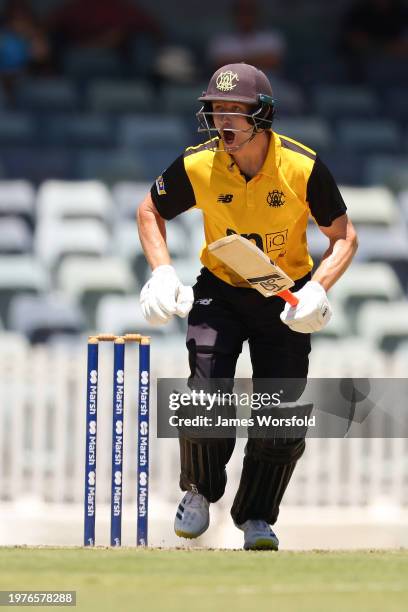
[[151, 131, 346, 287]]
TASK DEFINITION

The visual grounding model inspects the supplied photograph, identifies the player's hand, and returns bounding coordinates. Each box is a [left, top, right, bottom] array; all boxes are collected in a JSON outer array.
[[140, 265, 194, 326], [279, 280, 332, 333]]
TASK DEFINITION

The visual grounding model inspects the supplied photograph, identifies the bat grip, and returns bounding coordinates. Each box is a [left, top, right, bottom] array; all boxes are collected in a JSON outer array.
[[278, 290, 299, 307]]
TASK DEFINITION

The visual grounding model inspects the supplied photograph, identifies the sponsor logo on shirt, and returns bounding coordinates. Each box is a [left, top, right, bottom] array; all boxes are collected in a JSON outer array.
[[265, 229, 288, 253], [267, 190, 285, 207], [217, 194, 234, 203], [156, 175, 166, 195]]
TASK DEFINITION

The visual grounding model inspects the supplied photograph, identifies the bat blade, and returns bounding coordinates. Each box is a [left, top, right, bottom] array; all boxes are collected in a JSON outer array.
[[208, 234, 298, 305]]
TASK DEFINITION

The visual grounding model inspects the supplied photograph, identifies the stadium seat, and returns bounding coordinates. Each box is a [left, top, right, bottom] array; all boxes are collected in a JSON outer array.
[[274, 117, 333, 151], [330, 263, 403, 329], [15, 78, 79, 112], [306, 224, 330, 262], [356, 301, 408, 352], [337, 119, 400, 154], [63, 47, 124, 80], [173, 256, 202, 287], [96, 295, 180, 338], [384, 88, 408, 122], [354, 226, 408, 290], [0, 256, 49, 323], [35, 219, 110, 269], [46, 114, 115, 147], [57, 256, 136, 328], [364, 155, 408, 192], [0, 218, 32, 254], [111, 181, 152, 219], [36, 180, 113, 224], [2, 147, 74, 183], [313, 85, 379, 118], [0, 113, 36, 145], [8, 293, 85, 343], [87, 80, 153, 113], [339, 186, 399, 226], [309, 338, 387, 377], [320, 151, 365, 186], [268, 79, 305, 116], [162, 83, 208, 114], [140, 145, 183, 182], [0, 180, 35, 229], [77, 149, 146, 183], [113, 219, 148, 284], [117, 115, 189, 149]]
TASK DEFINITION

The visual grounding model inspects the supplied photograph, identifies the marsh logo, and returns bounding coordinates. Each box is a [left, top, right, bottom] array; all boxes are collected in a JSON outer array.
[[139, 472, 147, 486], [140, 422, 148, 435], [216, 70, 239, 92], [267, 190, 285, 208], [89, 420, 96, 435], [88, 471, 95, 486], [156, 175, 166, 195], [141, 371, 149, 385], [90, 370, 97, 384], [116, 421, 123, 435], [114, 471, 122, 485], [116, 369, 124, 384]]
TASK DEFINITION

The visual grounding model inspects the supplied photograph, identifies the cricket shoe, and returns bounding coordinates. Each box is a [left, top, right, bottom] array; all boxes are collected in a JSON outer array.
[[174, 491, 210, 539], [237, 520, 279, 551]]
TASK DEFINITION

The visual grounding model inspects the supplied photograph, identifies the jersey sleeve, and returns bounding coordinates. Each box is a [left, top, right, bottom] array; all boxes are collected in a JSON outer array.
[[150, 154, 196, 220], [306, 156, 347, 227]]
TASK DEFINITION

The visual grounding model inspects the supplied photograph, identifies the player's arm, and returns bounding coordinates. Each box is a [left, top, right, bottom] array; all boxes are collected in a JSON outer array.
[[312, 213, 358, 291], [136, 156, 196, 326], [137, 192, 171, 270]]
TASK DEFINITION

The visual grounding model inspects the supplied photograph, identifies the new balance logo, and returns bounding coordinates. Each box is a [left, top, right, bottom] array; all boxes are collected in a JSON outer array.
[[217, 194, 233, 203], [195, 298, 213, 306]]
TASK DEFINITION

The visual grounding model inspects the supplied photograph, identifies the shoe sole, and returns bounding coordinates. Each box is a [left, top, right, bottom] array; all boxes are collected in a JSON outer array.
[[244, 538, 279, 551], [174, 520, 209, 540]]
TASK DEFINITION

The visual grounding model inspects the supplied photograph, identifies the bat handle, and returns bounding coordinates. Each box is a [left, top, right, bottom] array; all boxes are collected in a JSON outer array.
[[278, 290, 299, 307]]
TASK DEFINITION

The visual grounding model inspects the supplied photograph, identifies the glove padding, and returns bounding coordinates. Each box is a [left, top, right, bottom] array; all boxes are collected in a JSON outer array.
[[140, 265, 194, 326], [280, 280, 332, 334]]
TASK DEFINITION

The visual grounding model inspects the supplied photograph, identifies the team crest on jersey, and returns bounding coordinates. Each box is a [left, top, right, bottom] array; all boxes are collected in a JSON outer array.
[[216, 71, 239, 92], [156, 175, 166, 195], [267, 190, 285, 207]]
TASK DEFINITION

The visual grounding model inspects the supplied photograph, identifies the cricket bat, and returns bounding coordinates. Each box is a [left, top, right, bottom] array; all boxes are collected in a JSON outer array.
[[208, 234, 299, 306]]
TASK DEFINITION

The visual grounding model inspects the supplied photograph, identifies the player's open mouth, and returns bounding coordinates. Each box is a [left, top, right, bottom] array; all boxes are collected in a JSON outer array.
[[222, 130, 235, 145]]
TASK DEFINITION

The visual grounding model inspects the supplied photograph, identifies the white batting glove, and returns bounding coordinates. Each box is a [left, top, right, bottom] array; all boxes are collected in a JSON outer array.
[[280, 280, 332, 334], [140, 265, 194, 326]]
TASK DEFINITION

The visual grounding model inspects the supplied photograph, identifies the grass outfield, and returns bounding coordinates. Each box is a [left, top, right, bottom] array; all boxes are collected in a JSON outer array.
[[0, 548, 407, 612]]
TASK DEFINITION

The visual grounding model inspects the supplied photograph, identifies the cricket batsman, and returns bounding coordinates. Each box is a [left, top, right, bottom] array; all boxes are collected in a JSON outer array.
[[137, 63, 358, 550]]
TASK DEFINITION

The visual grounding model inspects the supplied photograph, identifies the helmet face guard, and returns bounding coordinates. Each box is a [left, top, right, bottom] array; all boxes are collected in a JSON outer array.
[[196, 94, 276, 152]]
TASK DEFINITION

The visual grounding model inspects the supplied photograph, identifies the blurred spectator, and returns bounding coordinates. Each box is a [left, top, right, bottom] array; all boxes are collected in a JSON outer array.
[[0, 0, 50, 97], [207, 0, 286, 73], [340, 0, 408, 79], [47, 0, 161, 69]]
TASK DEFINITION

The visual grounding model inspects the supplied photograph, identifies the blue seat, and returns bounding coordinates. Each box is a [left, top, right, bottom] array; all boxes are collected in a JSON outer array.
[[15, 78, 79, 112], [46, 114, 115, 147], [63, 47, 124, 79], [320, 152, 366, 186], [2, 147, 74, 183], [364, 155, 408, 191], [274, 117, 333, 151], [313, 85, 379, 119], [162, 83, 207, 115], [87, 80, 153, 113], [118, 115, 189, 149], [0, 113, 36, 145], [77, 149, 146, 182], [337, 119, 400, 153]]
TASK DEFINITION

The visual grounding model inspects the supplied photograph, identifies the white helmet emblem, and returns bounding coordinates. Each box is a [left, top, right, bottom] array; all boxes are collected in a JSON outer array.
[[216, 71, 239, 92]]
